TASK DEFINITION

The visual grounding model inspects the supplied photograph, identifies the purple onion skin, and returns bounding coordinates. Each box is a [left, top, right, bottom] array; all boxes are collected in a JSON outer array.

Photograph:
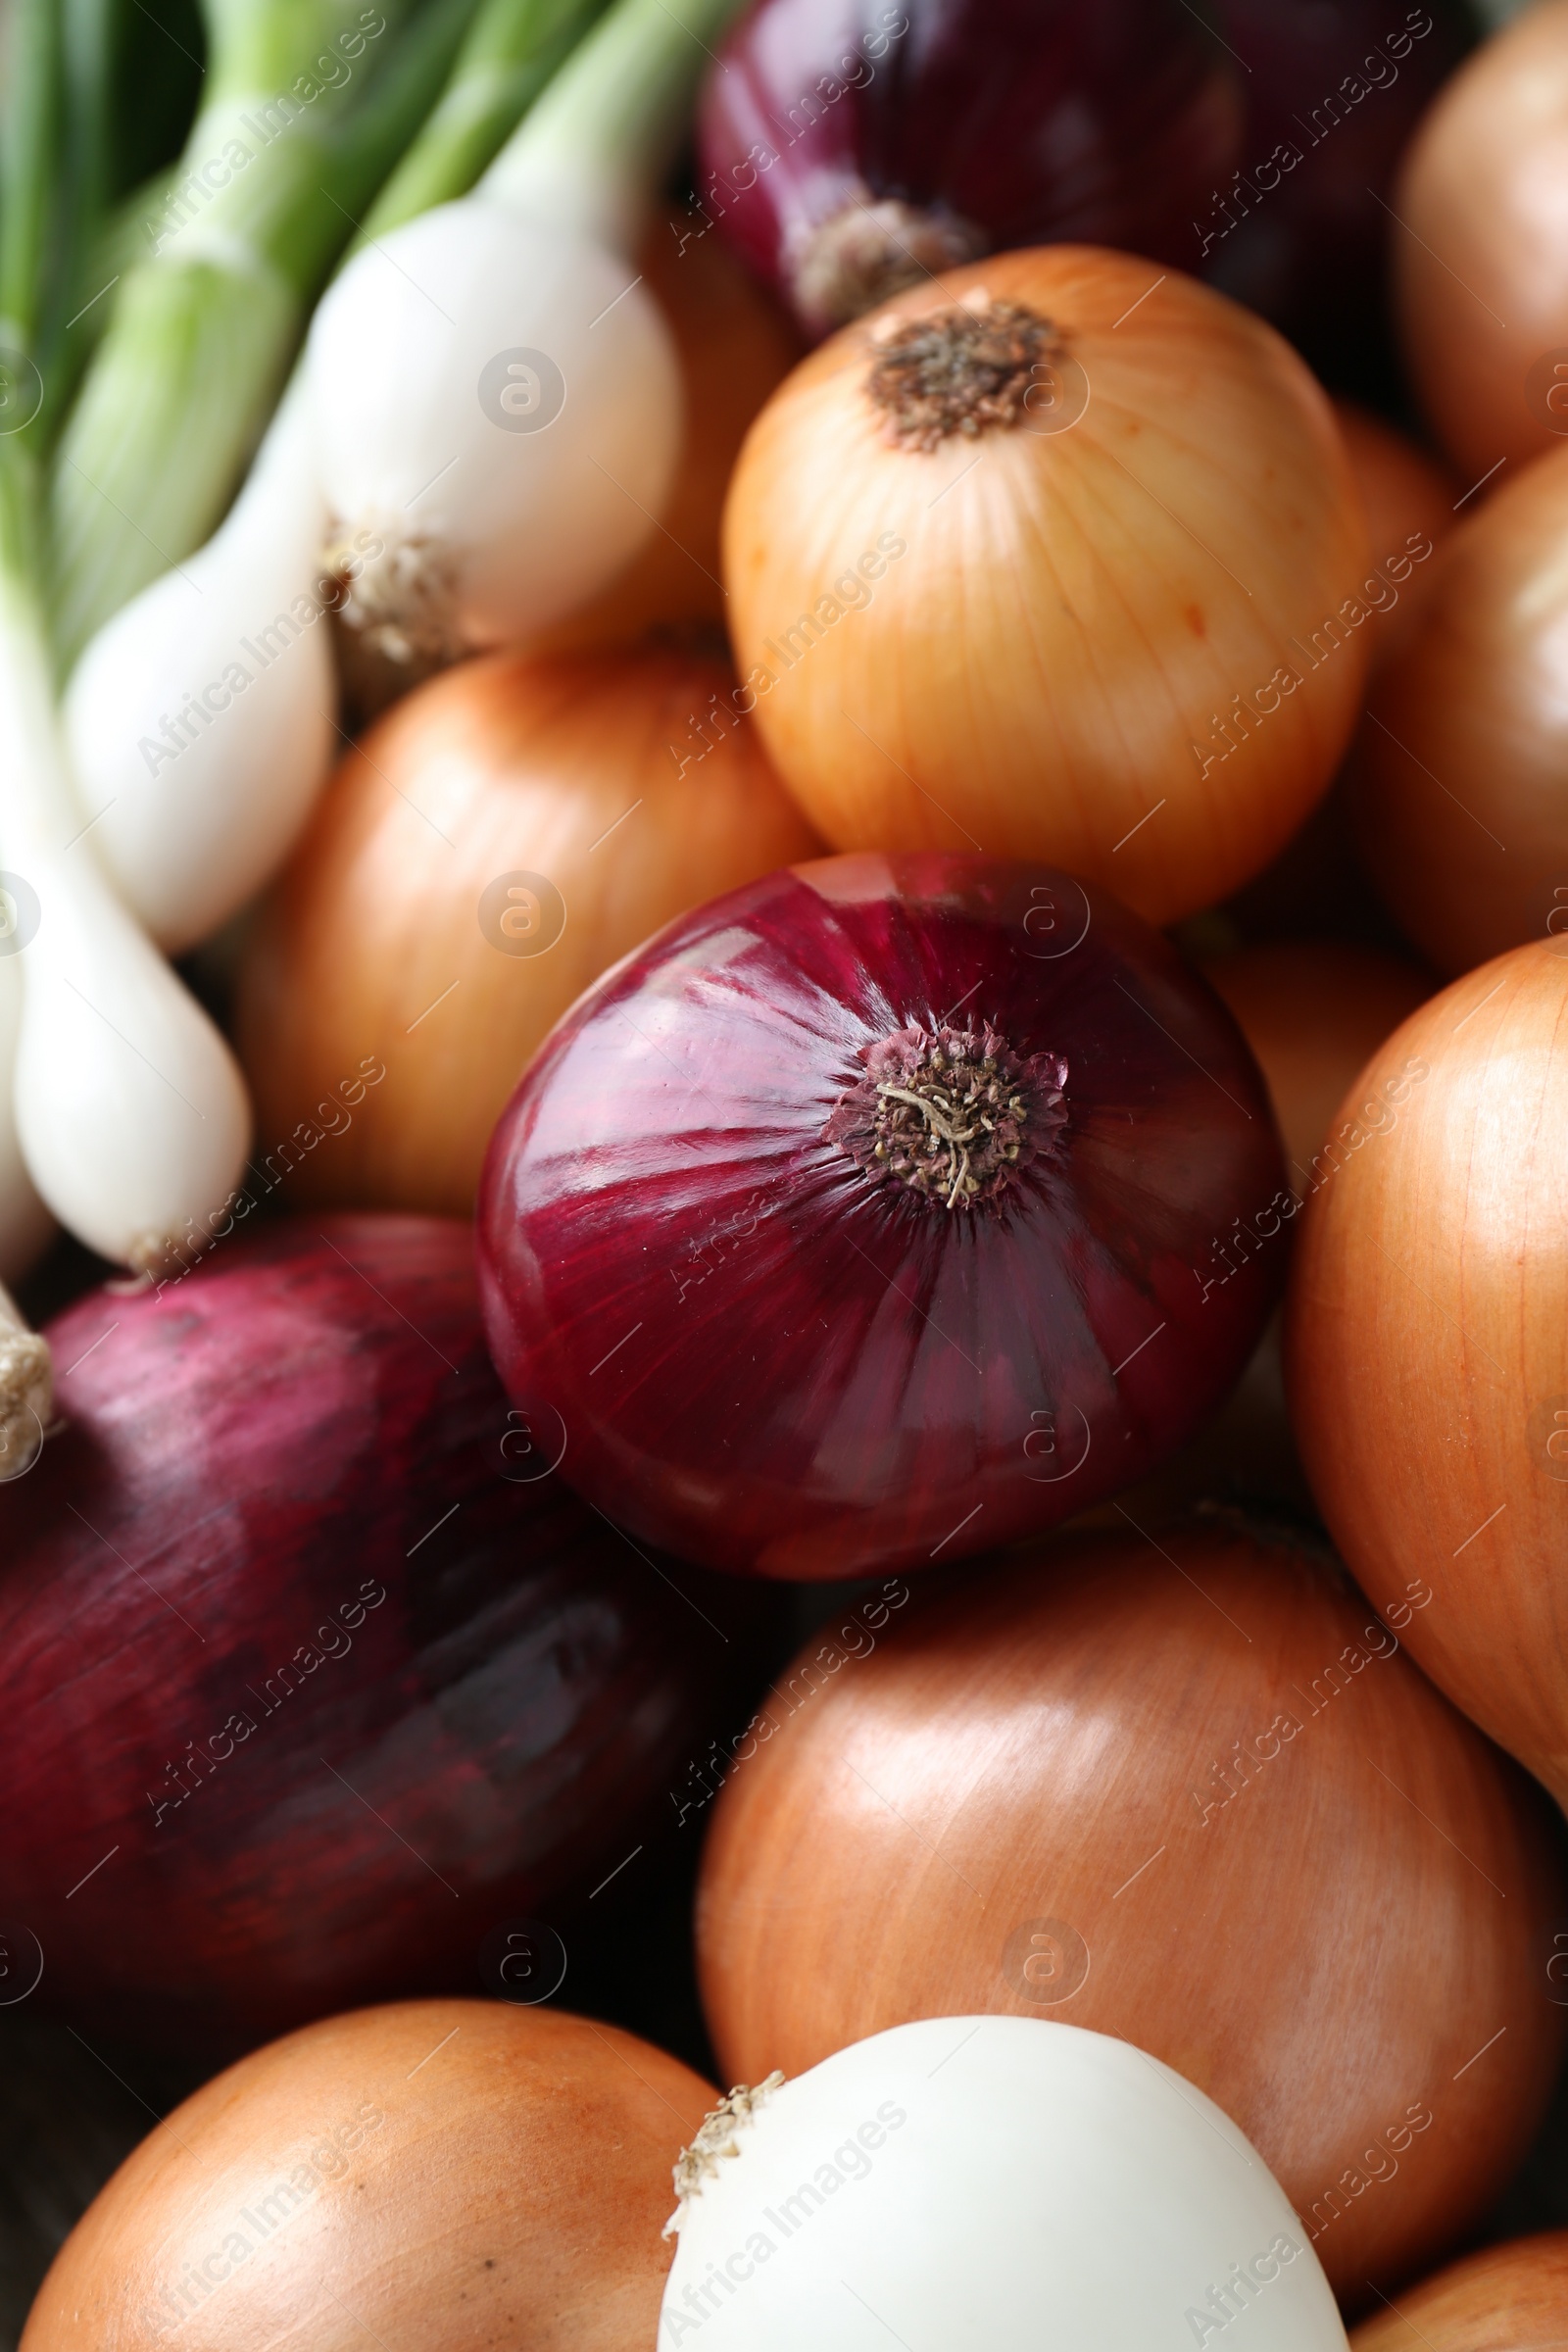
[[0, 1217, 759, 2045], [694, 0, 1242, 338], [477, 857, 1287, 1583], [1200, 0, 1472, 380]]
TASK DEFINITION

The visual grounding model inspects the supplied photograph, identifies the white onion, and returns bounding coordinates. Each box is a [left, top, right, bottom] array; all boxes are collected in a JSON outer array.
[[661, 2018, 1349, 2351], [303, 198, 681, 660], [63, 387, 337, 956], [0, 588, 251, 1274], [0, 950, 52, 1286]]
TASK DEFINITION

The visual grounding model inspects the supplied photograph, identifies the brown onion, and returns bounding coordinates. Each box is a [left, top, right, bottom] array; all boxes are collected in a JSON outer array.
[[1396, 0, 1568, 482], [236, 642, 820, 1214], [722, 246, 1371, 925], [1351, 443, 1568, 976], [1202, 941, 1432, 1198], [20, 2001, 712, 2351], [695, 1523, 1564, 2302], [1349, 2232, 1568, 2349], [1287, 941, 1568, 1812], [1331, 400, 1457, 673]]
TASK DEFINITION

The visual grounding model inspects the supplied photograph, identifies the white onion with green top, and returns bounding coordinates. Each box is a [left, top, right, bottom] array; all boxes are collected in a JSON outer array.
[[301, 0, 736, 665]]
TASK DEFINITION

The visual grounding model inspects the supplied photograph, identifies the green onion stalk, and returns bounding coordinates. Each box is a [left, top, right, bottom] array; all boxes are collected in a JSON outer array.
[[359, 0, 609, 240], [0, 0, 251, 1340], [48, 0, 481, 665]]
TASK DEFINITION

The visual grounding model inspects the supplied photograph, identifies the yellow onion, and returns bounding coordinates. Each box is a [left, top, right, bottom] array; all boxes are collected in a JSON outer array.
[[722, 246, 1371, 925], [236, 642, 820, 1213], [1330, 400, 1457, 674], [1395, 0, 1568, 482], [1352, 441, 1568, 976], [21, 2000, 713, 2351]]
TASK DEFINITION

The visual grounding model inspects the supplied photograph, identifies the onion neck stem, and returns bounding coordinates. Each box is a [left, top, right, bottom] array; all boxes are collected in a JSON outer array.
[[360, 0, 608, 239], [481, 0, 746, 250]]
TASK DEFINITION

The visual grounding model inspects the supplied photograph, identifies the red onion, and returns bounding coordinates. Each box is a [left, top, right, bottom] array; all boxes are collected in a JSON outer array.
[[0, 1217, 760, 2044], [693, 0, 1241, 339], [1201, 0, 1472, 387], [477, 856, 1286, 1581]]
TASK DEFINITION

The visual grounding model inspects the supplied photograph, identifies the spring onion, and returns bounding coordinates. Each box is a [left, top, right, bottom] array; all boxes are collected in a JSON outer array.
[[47, 0, 478, 665], [304, 0, 743, 669]]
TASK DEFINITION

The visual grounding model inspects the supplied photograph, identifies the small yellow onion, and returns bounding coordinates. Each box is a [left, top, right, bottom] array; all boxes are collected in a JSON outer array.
[[723, 246, 1372, 925], [1395, 0, 1568, 482], [1349, 2232, 1568, 2349], [236, 643, 820, 1213], [1330, 400, 1457, 674], [1352, 441, 1568, 976]]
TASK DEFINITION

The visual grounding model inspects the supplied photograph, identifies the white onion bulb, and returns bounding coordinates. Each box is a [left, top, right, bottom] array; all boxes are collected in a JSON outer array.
[[63, 388, 336, 955], [303, 199, 681, 662], [0, 950, 52, 1286], [661, 2018, 1349, 2351]]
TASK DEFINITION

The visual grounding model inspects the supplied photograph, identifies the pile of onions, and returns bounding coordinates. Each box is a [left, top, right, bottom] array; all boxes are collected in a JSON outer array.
[[695, 0, 1240, 338], [694, 1521, 1564, 2298], [478, 853, 1285, 1581], [1351, 444, 1568, 976], [1348, 2232, 1568, 2349], [0, 1217, 762, 2042], [21, 2000, 713, 2351], [721, 248, 1371, 924], [662, 2017, 1350, 2350], [237, 644, 820, 1216], [1396, 0, 1568, 481], [1287, 942, 1568, 1814], [1331, 399, 1457, 674]]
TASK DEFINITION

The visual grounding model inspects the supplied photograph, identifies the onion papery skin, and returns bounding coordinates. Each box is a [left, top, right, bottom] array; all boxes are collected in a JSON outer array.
[[662, 2017, 1350, 2351], [236, 644, 821, 1217], [1352, 444, 1568, 978], [20, 2000, 714, 2352], [1396, 1, 1568, 482], [478, 853, 1286, 1582], [1202, 0, 1470, 387], [695, 0, 1241, 339], [721, 248, 1371, 925], [1330, 400, 1457, 675], [1348, 2232, 1568, 2350], [694, 1526, 1566, 2302], [1287, 943, 1568, 1813], [1201, 942, 1432, 1200], [0, 1218, 760, 2043]]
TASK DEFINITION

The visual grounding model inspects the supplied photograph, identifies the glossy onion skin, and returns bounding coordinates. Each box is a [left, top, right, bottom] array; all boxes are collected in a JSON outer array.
[[0, 1218, 756, 2042], [237, 645, 819, 1216], [1396, 1, 1568, 481], [722, 249, 1372, 926], [1287, 945, 1568, 1808], [1349, 2232, 1568, 2350], [1352, 445, 1568, 977], [697, 0, 1240, 334], [21, 2001, 714, 2352], [695, 1528, 1565, 2302], [479, 854, 1286, 1581]]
